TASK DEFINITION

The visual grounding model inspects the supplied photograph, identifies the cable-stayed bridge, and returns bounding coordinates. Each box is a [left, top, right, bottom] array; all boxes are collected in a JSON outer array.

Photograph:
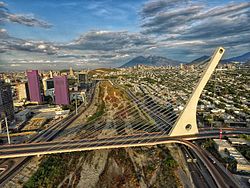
[[0, 47, 227, 159]]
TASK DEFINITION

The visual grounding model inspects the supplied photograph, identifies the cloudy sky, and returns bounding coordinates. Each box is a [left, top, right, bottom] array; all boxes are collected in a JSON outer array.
[[0, 0, 249, 70]]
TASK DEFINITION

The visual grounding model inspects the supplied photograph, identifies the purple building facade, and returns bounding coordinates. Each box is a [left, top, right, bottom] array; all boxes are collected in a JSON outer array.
[[27, 70, 43, 103], [54, 76, 70, 105]]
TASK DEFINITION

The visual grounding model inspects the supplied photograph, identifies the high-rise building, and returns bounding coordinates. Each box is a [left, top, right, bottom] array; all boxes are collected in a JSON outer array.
[[44, 78, 55, 101], [54, 76, 70, 105], [78, 72, 89, 89], [69, 67, 74, 77], [27, 70, 43, 103], [42, 78, 54, 93], [17, 82, 30, 101], [0, 80, 15, 122]]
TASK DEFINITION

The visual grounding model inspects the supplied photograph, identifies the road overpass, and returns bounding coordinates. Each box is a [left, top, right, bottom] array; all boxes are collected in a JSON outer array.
[[0, 129, 249, 159]]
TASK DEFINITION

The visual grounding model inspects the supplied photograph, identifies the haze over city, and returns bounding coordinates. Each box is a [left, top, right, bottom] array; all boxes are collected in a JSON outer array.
[[1, 0, 250, 70]]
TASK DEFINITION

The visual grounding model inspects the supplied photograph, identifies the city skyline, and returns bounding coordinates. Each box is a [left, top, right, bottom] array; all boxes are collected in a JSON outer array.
[[0, 0, 250, 71]]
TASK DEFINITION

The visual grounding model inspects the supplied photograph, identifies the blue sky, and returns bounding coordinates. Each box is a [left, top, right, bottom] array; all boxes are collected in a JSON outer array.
[[4, 0, 144, 42], [4, 0, 145, 42], [0, 0, 250, 70]]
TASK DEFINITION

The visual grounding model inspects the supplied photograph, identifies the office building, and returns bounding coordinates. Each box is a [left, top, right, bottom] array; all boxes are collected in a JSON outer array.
[[17, 82, 30, 101], [27, 70, 43, 103], [54, 76, 70, 105], [78, 72, 90, 89], [43, 79, 55, 101], [214, 139, 250, 172], [0, 80, 15, 121], [46, 79, 54, 90]]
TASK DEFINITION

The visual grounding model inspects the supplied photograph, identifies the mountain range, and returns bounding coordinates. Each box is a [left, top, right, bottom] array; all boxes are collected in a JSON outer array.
[[226, 52, 250, 62], [188, 55, 210, 65], [121, 52, 250, 67], [120, 55, 184, 67]]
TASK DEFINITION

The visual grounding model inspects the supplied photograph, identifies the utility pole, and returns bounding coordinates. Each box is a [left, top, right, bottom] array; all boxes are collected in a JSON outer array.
[[5, 116, 11, 144]]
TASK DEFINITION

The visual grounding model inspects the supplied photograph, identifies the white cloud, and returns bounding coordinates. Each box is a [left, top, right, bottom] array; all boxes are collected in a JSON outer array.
[[0, 1, 52, 28]]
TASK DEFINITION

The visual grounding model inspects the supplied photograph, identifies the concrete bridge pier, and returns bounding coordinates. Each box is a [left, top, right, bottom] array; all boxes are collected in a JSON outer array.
[[169, 47, 225, 137]]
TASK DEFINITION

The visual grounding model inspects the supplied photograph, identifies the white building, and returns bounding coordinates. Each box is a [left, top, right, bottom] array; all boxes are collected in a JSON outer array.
[[213, 139, 250, 172]]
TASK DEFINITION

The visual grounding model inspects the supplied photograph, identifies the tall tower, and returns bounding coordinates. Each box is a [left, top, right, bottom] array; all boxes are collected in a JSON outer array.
[[54, 76, 70, 105], [26, 70, 43, 103], [69, 67, 74, 77], [49, 70, 53, 78], [0, 80, 15, 122]]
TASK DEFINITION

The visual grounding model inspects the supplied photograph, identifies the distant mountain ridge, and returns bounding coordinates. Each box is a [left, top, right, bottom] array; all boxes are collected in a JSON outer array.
[[120, 55, 184, 68], [226, 52, 250, 62], [121, 52, 250, 68], [188, 55, 210, 65], [189, 52, 250, 65]]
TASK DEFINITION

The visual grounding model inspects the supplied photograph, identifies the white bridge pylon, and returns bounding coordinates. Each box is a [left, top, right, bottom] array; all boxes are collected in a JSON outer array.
[[169, 47, 225, 136]]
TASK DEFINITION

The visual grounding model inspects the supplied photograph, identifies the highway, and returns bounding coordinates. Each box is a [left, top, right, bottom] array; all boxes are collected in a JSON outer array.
[[201, 146, 242, 188], [181, 145, 215, 188], [181, 140, 231, 188]]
